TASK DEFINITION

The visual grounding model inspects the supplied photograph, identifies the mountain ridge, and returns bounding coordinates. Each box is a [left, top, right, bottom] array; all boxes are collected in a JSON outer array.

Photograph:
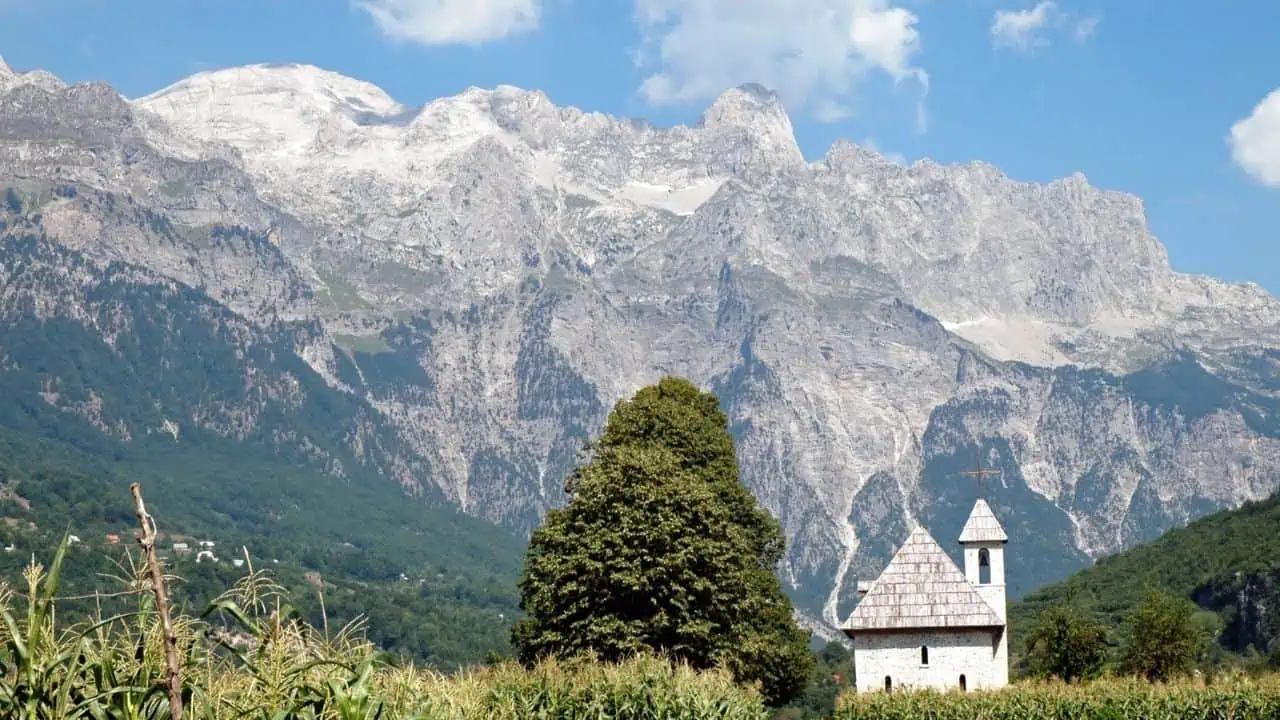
[[129, 62, 1280, 367], [1, 59, 1277, 632]]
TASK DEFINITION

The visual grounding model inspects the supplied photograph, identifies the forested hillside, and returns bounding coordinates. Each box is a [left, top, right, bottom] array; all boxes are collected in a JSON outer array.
[[0, 229, 524, 668], [1010, 491, 1280, 665]]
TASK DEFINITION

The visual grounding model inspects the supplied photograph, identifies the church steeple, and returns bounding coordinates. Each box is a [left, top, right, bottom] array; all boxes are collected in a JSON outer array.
[[958, 498, 1009, 687], [959, 498, 1006, 587], [958, 498, 1007, 544]]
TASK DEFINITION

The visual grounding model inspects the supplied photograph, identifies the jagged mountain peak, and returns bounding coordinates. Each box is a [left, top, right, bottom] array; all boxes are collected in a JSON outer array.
[[821, 139, 904, 173], [701, 83, 785, 119], [123, 60, 1279, 360], [697, 83, 803, 164], [140, 62, 404, 115], [135, 62, 407, 157]]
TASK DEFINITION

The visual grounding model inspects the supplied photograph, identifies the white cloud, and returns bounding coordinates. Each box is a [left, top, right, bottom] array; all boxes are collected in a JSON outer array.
[[1230, 89, 1280, 188], [632, 0, 928, 124], [355, 0, 539, 45], [991, 2, 1099, 52], [991, 1, 1056, 51]]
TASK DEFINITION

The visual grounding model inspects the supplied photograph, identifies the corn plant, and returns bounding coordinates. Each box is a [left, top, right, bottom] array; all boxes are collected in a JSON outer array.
[[832, 674, 1280, 719]]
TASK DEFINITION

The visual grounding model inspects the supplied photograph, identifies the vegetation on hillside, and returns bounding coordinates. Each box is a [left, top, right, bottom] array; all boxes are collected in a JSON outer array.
[[1023, 587, 1214, 686], [1010, 491, 1280, 670], [0, 431, 521, 669], [512, 377, 814, 706], [0, 231, 526, 669]]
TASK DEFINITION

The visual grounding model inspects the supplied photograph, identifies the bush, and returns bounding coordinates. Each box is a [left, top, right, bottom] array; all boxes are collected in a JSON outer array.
[[831, 676, 1280, 719]]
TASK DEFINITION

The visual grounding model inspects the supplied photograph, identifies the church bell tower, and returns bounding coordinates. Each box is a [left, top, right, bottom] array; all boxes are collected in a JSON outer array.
[[959, 498, 1008, 685]]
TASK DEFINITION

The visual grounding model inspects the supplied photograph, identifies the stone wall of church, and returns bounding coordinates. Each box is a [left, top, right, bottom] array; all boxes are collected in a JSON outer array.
[[851, 629, 1007, 693]]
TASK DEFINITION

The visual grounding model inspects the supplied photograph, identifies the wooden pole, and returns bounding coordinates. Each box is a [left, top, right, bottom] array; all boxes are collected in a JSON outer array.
[[131, 483, 184, 720]]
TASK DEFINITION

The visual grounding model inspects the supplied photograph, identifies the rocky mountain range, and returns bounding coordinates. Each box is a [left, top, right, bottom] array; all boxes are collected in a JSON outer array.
[[2, 57, 1278, 629]]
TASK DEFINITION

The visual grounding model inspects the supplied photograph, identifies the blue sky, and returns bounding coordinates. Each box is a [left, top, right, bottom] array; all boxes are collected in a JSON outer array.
[[2, 0, 1278, 294]]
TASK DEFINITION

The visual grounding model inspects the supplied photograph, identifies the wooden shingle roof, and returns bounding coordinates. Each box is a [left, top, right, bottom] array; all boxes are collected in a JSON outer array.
[[843, 523, 1002, 634], [958, 499, 1008, 543]]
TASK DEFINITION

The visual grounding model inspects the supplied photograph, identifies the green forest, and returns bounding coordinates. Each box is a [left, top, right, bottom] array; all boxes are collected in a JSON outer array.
[[0, 426, 524, 670], [1009, 491, 1280, 669]]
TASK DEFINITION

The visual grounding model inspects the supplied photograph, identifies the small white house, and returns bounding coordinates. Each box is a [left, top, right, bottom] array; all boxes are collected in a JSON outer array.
[[842, 499, 1009, 694]]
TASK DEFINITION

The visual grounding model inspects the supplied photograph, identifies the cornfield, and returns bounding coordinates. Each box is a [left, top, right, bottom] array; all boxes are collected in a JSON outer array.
[[833, 675, 1280, 719], [0, 537, 770, 719]]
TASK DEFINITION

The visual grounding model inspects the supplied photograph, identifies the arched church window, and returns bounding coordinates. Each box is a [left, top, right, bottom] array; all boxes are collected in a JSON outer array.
[[921, 646, 929, 665], [979, 548, 991, 585], [959, 674, 967, 692], [884, 676, 892, 693]]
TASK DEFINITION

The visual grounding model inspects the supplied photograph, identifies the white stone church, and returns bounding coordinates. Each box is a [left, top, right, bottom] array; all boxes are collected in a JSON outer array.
[[841, 499, 1009, 693]]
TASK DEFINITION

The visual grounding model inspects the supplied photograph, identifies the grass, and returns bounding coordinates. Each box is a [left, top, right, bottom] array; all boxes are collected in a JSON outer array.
[[0, 537, 770, 719]]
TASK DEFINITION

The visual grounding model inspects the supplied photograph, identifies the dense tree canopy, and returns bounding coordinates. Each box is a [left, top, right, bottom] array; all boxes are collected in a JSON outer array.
[[1023, 603, 1109, 682], [1010, 491, 1280, 668], [1120, 588, 1209, 682], [511, 377, 813, 704]]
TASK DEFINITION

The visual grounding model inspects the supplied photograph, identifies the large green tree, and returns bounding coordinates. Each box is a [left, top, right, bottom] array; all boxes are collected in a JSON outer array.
[[511, 377, 813, 704], [1119, 588, 1208, 682], [1023, 603, 1109, 682]]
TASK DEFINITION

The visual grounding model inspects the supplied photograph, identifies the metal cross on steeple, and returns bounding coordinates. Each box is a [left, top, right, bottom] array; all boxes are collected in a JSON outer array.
[[959, 454, 1003, 494]]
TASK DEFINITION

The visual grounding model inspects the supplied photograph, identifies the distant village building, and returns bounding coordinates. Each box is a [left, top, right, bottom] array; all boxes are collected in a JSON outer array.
[[67, 535, 81, 545], [842, 499, 1009, 694], [104, 534, 121, 545], [198, 540, 215, 550], [172, 542, 191, 554], [195, 549, 218, 564]]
